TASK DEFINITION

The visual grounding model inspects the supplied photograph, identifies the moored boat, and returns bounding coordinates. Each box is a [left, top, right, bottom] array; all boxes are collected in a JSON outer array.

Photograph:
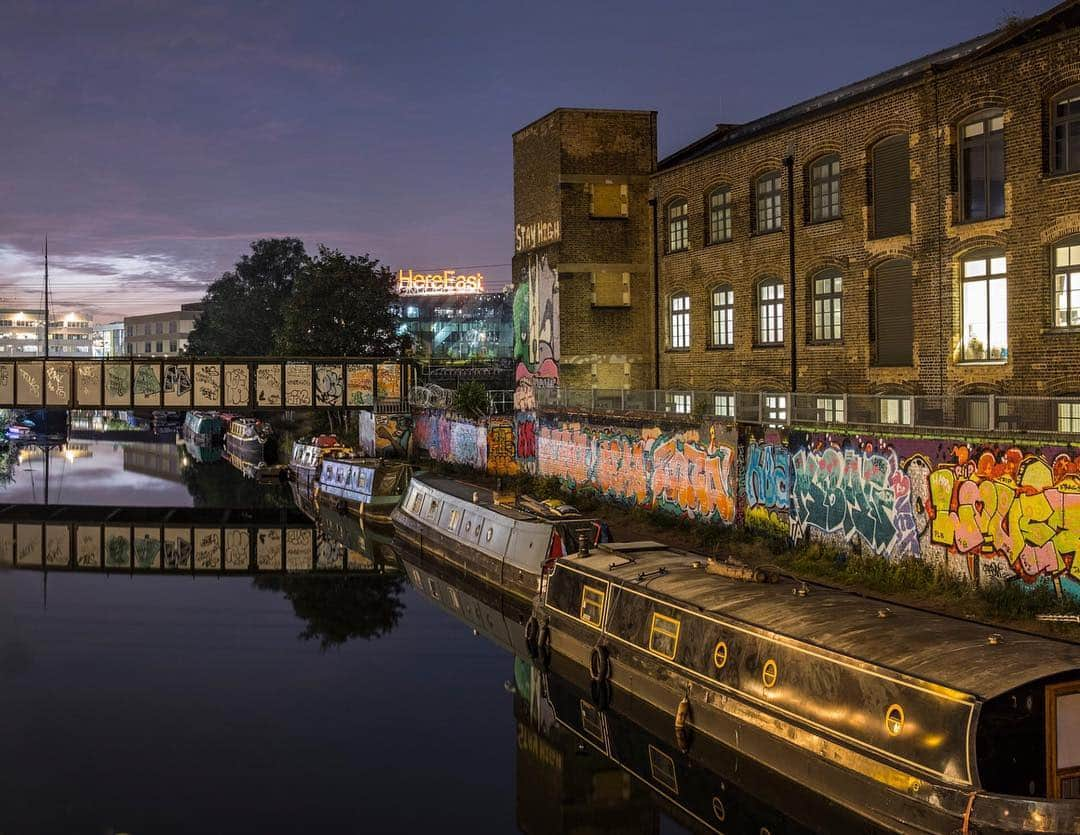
[[288, 434, 351, 486], [391, 472, 608, 602], [537, 542, 1080, 834], [182, 410, 224, 448], [224, 417, 277, 473], [315, 457, 410, 526]]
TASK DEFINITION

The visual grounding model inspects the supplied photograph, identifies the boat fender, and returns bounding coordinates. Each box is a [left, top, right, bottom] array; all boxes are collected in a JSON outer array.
[[589, 644, 610, 682], [537, 624, 552, 668], [525, 616, 540, 657], [675, 696, 691, 731]]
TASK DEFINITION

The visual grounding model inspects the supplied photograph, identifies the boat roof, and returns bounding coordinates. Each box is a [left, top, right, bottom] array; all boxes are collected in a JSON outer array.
[[568, 544, 1080, 701], [413, 473, 536, 521]]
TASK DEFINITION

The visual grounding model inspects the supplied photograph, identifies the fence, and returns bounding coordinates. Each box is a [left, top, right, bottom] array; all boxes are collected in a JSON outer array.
[[536, 388, 1080, 437]]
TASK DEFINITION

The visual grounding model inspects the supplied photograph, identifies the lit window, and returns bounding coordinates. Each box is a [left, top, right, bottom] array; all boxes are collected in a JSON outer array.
[[765, 395, 787, 425], [960, 111, 1004, 221], [961, 252, 1008, 361], [447, 509, 460, 532], [667, 199, 689, 252], [757, 278, 784, 345], [812, 271, 842, 342], [580, 586, 605, 626], [1053, 237, 1080, 328], [425, 499, 439, 520], [668, 393, 691, 414], [710, 284, 734, 347], [880, 397, 912, 425], [755, 171, 783, 233], [1059, 403, 1080, 433], [707, 187, 732, 243], [1052, 86, 1080, 174], [714, 394, 735, 418], [648, 612, 680, 659], [816, 396, 844, 423], [810, 154, 841, 222], [670, 293, 690, 349]]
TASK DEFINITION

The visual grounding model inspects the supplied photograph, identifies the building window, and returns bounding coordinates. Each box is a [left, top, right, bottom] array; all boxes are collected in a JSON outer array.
[[169, 340, 177, 353], [872, 259, 914, 367], [816, 396, 845, 423], [144, 341, 151, 353], [960, 111, 1004, 221], [714, 394, 734, 418], [1052, 86, 1080, 174], [710, 284, 734, 347], [871, 135, 910, 238], [156, 341, 164, 353], [880, 397, 912, 425], [169, 321, 177, 333], [667, 199, 689, 252], [809, 154, 841, 222], [668, 392, 692, 414], [1058, 403, 1080, 433], [591, 183, 628, 217], [155, 322, 163, 335], [670, 293, 690, 349], [812, 271, 842, 342], [1053, 237, 1080, 327], [961, 252, 1008, 361], [755, 171, 782, 233], [765, 394, 787, 425], [707, 187, 732, 243], [757, 277, 784, 345]]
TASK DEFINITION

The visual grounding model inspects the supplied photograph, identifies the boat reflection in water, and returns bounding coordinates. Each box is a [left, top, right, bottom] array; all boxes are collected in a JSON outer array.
[[399, 547, 887, 834]]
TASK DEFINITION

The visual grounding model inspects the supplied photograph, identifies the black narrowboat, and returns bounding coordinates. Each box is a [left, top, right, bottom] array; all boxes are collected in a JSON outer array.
[[224, 417, 277, 473], [538, 542, 1080, 834], [391, 472, 608, 602]]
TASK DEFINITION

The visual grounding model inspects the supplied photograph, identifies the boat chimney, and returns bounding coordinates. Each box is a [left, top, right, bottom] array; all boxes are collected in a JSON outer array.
[[578, 531, 590, 557]]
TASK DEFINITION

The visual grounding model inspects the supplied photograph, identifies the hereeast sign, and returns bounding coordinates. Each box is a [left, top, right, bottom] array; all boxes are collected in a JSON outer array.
[[397, 269, 484, 296]]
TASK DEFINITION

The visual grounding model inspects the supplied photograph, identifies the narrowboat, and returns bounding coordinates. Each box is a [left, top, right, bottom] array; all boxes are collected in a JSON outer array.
[[537, 542, 1080, 834], [182, 410, 224, 448], [391, 473, 608, 603], [288, 434, 351, 486], [224, 417, 277, 470], [314, 457, 410, 526], [182, 436, 221, 464]]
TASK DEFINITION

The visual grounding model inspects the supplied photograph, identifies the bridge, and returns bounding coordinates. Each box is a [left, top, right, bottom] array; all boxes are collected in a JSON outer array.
[[0, 503, 395, 574], [0, 356, 411, 412]]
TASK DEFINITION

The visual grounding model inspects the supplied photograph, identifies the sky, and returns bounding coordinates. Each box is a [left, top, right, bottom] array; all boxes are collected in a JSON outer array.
[[0, 0, 1047, 323]]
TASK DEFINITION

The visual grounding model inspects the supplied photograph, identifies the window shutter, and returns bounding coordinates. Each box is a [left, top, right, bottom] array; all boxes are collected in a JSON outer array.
[[749, 182, 757, 233], [872, 136, 911, 238], [873, 259, 914, 366]]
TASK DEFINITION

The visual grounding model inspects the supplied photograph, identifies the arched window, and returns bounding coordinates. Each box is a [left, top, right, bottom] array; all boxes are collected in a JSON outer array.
[[1052, 86, 1080, 174], [670, 293, 690, 349], [812, 270, 842, 342], [707, 187, 732, 244], [757, 277, 784, 345], [710, 284, 734, 347], [809, 154, 841, 222], [959, 110, 1004, 221], [667, 199, 689, 253], [754, 171, 783, 233], [960, 250, 1008, 361], [1053, 236, 1080, 327]]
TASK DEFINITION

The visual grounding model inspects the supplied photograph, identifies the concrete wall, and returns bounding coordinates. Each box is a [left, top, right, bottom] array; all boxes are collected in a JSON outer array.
[[413, 406, 1080, 598]]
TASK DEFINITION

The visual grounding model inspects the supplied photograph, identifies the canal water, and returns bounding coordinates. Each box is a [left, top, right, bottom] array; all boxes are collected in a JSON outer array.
[[0, 434, 886, 834]]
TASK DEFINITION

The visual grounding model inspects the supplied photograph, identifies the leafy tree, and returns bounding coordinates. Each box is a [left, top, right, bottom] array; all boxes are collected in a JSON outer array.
[[186, 238, 309, 356], [452, 381, 490, 418], [274, 246, 408, 356]]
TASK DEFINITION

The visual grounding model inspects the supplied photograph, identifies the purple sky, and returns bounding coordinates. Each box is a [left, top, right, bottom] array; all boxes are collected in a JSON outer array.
[[1, 0, 1044, 323]]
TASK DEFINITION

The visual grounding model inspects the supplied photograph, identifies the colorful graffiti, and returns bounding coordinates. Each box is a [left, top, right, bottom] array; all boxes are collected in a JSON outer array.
[[513, 255, 559, 409], [537, 421, 736, 524], [358, 412, 413, 458], [515, 411, 537, 472], [487, 416, 518, 476], [414, 410, 488, 470]]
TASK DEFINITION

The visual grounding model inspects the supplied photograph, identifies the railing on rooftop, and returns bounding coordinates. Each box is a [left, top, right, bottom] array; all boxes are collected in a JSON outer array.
[[535, 388, 1080, 438]]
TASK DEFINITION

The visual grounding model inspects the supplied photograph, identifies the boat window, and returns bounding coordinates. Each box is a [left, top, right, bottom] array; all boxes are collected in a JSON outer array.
[[425, 499, 439, 520], [762, 659, 779, 689], [447, 509, 460, 532], [447, 588, 460, 610], [427, 578, 439, 599], [648, 612, 680, 660], [713, 641, 728, 670], [485, 527, 494, 542], [885, 704, 904, 737], [580, 586, 605, 626], [648, 744, 678, 795], [411, 490, 423, 513], [711, 797, 725, 822]]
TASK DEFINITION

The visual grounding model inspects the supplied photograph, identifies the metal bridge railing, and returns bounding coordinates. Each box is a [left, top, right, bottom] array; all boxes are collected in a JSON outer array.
[[536, 388, 1080, 437]]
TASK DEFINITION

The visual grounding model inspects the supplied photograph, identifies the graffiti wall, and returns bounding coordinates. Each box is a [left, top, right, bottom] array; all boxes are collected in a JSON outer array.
[[358, 412, 413, 458], [413, 410, 488, 471], [513, 255, 559, 409]]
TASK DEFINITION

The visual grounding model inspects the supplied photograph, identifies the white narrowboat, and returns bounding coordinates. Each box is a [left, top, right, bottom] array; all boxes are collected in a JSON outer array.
[[315, 457, 410, 526]]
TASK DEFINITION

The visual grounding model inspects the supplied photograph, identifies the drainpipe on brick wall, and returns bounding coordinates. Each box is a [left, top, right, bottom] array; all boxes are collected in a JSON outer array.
[[649, 196, 661, 389], [784, 155, 797, 393]]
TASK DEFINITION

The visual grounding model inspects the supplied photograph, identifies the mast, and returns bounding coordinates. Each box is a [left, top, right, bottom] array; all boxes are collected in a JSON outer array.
[[43, 236, 49, 359]]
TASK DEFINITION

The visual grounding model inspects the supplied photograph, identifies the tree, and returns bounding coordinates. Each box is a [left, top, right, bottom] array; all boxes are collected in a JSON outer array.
[[274, 246, 408, 356], [186, 238, 309, 356]]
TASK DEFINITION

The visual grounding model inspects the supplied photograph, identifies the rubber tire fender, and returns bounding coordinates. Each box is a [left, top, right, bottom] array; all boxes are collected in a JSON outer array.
[[589, 644, 610, 682]]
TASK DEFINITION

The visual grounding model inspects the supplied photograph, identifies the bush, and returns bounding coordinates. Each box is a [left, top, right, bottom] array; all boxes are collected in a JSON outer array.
[[452, 382, 490, 419]]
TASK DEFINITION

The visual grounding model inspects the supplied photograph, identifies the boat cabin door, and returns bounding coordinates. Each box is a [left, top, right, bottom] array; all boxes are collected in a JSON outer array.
[[1047, 681, 1080, 798]]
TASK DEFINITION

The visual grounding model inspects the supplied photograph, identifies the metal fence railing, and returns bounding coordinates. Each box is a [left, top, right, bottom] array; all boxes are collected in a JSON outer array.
[[535, 388, 1080, 437]]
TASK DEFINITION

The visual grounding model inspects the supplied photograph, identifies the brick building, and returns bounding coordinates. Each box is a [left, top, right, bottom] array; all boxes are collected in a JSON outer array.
[[512, 109, 657, 404], [650, 1, 1080, 426]]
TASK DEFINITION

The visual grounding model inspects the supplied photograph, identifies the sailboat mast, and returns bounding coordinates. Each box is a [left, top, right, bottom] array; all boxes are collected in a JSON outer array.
[[43, 236, 49, 360]]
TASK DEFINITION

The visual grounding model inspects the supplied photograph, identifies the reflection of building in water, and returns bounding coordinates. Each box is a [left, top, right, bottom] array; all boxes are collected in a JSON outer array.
[[16, 444, 92, 465], [69, 411, 138, 432], [123, 442, 183, 482]]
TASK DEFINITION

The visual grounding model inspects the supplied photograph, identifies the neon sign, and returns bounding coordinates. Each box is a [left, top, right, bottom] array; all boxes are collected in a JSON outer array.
[[397, 269, 484, 296]]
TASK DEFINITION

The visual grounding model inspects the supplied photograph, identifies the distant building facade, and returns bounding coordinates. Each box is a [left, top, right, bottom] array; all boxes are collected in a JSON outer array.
[[92, 321, 125, 357], [124, 303, 203, 356], [0, 308, 93, 357], [398, 290, 513, 361]]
